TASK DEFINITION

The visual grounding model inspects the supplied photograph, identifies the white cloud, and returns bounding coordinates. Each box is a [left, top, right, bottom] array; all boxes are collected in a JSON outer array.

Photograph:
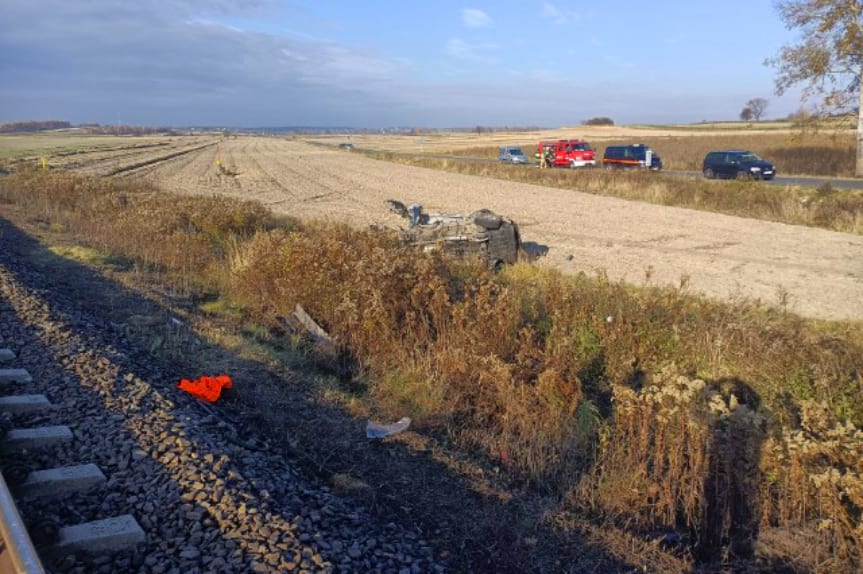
[[0, 0, 802, 127], [462, 8, 492, 28], [0, 0, 416, 126], [299, 44, 409, 86], [445, 38, 498, 63], [445, 38, 471, 59], [280, 48, 309, 62], [542, 2, 579, 25]]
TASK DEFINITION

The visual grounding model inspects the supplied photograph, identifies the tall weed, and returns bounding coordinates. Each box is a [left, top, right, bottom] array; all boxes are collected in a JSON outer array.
[[2, 170, 862, 568]]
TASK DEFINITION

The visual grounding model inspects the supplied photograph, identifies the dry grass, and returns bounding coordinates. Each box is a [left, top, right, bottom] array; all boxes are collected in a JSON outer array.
[[2, 170, 862, 571], [444, 132, 856, 176], [0, 133, 172, 162], [0, 167, 284, 295]]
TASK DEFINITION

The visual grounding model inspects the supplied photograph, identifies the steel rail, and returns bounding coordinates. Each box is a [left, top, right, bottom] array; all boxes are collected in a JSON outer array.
[[0, 470, 45, 574]]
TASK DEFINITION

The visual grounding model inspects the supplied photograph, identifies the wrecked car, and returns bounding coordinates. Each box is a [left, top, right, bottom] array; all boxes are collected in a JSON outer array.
[[386, 200, 522, 269]]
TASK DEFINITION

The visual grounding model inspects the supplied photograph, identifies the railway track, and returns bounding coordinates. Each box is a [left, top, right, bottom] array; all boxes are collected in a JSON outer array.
[[0, 218, 442, 573], [0, 350, 145, 573]]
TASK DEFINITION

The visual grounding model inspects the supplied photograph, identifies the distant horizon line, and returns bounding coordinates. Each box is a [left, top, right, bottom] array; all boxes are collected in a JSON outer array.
[[1, 118, 818, 134]]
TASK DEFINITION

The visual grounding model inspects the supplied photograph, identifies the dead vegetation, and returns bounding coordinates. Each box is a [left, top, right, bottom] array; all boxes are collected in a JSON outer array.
[[443, 131, 856, 176], [1, 170, 862, 572]]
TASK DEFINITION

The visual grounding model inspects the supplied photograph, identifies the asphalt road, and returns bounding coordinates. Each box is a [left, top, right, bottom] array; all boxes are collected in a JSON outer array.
[[351, 145, 863, 191], [670, 170, 863, 190]]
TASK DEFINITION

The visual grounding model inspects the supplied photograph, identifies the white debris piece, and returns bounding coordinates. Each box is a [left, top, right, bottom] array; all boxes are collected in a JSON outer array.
[[365, 417, 411, 439]]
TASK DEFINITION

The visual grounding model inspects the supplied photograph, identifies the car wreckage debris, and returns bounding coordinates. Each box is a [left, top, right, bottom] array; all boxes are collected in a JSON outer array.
[[386, 200, 522, 269]]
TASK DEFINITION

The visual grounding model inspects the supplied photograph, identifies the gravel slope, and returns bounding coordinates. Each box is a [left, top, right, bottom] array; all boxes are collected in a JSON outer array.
[[0, 221, 441, 573], [140, 137, 863, 322]]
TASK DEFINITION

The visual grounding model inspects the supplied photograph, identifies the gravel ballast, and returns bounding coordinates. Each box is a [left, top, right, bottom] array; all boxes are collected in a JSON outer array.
[[0, 225, 442, 573]]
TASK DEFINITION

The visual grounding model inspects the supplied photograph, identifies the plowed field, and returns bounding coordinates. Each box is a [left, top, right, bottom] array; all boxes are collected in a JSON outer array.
[[75, 136, 863, 322]]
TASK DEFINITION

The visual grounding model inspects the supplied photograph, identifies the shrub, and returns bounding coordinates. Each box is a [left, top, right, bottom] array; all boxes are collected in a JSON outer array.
[[3, 170, 862, 568], [0, 170, 283, 294], [576, 370, 863, 569], [761, 400, 863, 569], [583, 117, 615, 126]]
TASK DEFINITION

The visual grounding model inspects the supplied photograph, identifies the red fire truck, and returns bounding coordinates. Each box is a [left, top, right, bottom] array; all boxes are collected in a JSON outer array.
[[537, 139, 596, 168]]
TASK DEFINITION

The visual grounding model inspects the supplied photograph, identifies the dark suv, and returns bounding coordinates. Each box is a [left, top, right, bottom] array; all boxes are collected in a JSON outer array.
[[602, 144, 662, 170], [702, 150, 775, 180]]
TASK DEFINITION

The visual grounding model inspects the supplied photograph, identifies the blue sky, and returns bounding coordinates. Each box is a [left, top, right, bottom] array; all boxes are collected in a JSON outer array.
[[0, 0, 807, 128]]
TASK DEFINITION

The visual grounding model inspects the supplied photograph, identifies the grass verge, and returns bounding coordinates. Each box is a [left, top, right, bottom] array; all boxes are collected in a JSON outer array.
[[2, 170, 861, 571], [444, 131, 857, 176]]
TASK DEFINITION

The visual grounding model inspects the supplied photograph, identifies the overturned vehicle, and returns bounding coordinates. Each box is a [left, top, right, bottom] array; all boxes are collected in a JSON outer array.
[[386, 200, 522, 269]]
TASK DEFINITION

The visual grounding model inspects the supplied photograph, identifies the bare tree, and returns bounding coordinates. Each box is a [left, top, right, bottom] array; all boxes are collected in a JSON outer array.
[[740, 106, 754, 121], [746, 97, 769, 121], [766, 0, 863, 176]]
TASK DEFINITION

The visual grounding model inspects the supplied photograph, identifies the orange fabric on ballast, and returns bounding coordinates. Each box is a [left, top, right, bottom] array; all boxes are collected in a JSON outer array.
[[177, 374, 233, 402]]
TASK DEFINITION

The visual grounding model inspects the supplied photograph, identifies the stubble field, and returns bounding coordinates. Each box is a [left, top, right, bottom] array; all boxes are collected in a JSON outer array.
[[118, 136, 863, 321], [4, 131, 862, 321]]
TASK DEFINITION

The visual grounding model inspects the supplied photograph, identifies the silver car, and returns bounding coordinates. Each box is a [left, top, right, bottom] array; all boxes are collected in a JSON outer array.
[[498, 146, 529, 164]]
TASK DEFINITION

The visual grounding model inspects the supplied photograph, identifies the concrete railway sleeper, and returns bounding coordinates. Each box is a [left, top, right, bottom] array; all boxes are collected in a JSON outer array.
[[0, 350, 145, 573], [0, 224, 441, 573]]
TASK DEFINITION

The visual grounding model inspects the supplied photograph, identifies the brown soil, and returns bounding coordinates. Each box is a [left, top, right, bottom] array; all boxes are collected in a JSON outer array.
[[125, 136, 863, 322]]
